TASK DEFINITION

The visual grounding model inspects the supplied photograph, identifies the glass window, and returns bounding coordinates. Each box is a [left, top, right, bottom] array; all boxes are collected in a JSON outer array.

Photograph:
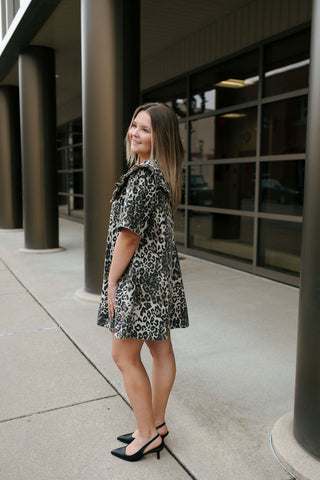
[[70, 146, 83, 169], [57, 124, 69, 148], [143, 79, 187, 118], [181, 169, 186, 204], [70, 196, 84, 217], [258, 219, 301, 275], [70, 118, 82, 145], [57, 150, 68, 170], [188, 211, 253, 263], [261, 96, 307, 155], [264, 30, 310, 97], [259, 161, 304, 215], [174, 209, 185, 245], [58, 173, 68, 194], [190, 50, 259, 114], [179, 122, 188, 164], [69, 172, 83, 195], [190, 107, 257, 161], [58, 195, 68, 217], [189, 163, 255, 210]]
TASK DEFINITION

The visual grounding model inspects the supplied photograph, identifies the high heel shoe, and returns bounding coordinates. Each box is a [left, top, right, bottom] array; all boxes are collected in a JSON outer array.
[[117, 422, 169, 444], [111, 433, 163, 462]]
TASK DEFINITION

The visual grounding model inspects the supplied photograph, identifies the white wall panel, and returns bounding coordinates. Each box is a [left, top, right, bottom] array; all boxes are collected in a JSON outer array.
[[141, 0, 312, 89]]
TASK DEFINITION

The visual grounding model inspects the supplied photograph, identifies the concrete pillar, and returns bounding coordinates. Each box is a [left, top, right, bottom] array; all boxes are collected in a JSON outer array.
[[18, 46, 60, 250], [80, 0, 140, 295], [293, 0, 320, 459], [0, 86, 22, 229]]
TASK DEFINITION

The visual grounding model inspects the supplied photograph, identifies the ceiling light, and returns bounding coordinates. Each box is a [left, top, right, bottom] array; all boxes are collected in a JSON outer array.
[[221, 113, 247, 118], [215, 78, 254, 88]]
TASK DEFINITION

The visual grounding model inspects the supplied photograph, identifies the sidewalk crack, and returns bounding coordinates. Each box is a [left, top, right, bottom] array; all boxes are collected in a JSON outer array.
[[0, 395, 118, 424]]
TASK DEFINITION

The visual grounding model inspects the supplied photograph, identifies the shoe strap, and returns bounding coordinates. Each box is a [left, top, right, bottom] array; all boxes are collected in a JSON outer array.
[[156, 422, 166, 429], [143, 433, 160, 451]]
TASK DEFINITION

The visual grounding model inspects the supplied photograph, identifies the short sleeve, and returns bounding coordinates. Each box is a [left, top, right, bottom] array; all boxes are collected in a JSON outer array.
[[117, 168, 157, 238]]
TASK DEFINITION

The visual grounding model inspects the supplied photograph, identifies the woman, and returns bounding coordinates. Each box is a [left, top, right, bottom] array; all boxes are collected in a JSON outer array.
[[97, 103, 189, 462]]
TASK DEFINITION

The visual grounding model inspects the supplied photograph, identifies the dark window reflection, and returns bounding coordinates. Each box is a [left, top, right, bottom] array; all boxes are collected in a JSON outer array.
[[57, 150, 68, 170], [70, 195, 83, 214], [181, 169, 186, 204], [264, 29, 310, 97], [70, 172, 83, 195], [188, 211, 253, 263], [57, 124, 68, 148], [58, 173, 68, 193], [143, 79, 187, 118], [58, 194, 68, 207], [261, 96, 307, 155], [258, 219, 301, 275], [191, 108, 257, 160], [58, 195, 68, 217], [174, 209, 185, 246], [57, 117, 84, 220], [190, 50, 259, 114], [179, 123, 188, 164], [259, 161, 304, 215], [188, 163, 255, 210]]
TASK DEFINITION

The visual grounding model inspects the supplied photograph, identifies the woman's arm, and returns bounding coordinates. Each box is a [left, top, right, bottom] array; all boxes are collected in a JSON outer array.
[[108, 227, 140, 318]]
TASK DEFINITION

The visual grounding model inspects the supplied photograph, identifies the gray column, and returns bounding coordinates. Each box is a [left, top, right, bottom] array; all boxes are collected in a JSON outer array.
[[293, 0, 320, 459], [19, 46, 59, 250], [0, 86, 22, 229], [81, 0, 140, 295]]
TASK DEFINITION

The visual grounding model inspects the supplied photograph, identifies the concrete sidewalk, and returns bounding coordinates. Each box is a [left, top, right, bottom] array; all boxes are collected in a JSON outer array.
[[0, 218, 298, 480]]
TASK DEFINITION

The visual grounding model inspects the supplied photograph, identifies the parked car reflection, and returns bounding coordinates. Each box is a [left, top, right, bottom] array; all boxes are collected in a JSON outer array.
[[187, 174, 213, 206], [260, 178, 303, 204]]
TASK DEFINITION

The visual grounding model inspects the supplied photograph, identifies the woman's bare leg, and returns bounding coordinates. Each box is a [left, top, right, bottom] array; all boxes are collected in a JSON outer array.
[[111, 335, 162, 454], [145, 332, 176, 435]]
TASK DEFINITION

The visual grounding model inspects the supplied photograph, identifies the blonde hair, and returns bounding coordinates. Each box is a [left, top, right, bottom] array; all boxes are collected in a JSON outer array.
[[126, 102, 184, 210]]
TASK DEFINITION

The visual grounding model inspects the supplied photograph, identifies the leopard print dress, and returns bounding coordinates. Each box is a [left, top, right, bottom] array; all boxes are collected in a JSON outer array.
[[97, 159, 189, 340]]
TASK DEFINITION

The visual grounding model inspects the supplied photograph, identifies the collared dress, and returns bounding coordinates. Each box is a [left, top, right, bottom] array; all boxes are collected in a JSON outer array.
[[97, 159, 189, 340]]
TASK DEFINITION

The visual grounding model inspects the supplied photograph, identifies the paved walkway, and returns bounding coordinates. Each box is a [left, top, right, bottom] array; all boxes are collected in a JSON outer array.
[[0, 218, 298, 480]]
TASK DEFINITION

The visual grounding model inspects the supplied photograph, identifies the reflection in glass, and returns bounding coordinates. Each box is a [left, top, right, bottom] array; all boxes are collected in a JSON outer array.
[[57, 150, 67, 170], [190, 50, 259, 114], [189, 163, 255, 210], [57, 117, 84, 220], [264, 29, 310, 97], [179, 123, 188, 164], [188, 211, 253, 263], [70, 196, 84, 216], [58, 172, 68, 193], [143, 78, 187, 119], [174, 209, 185, 245], [261, 96, 307, 155], [259, 161, 304, 215], [70, 172, 83, 195], [58, 195, 68, 217], [190, 108, 257, 160], [181, 169, 186, 204], [258, 219, 301, 275]]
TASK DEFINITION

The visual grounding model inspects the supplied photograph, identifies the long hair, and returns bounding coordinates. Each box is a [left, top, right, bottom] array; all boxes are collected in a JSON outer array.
[[126, 103, 184, 210]]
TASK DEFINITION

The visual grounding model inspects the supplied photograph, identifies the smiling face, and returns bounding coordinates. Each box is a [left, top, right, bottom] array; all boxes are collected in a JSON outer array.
[[128, 110, 152, 163]]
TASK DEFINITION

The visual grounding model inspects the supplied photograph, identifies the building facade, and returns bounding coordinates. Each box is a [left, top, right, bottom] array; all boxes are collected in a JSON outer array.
[[0, 0, 313, 288], [1, 0, 320, 468]]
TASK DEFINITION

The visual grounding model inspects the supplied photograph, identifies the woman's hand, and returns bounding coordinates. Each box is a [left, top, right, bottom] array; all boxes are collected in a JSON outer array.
[[108, 280, 117, 318]]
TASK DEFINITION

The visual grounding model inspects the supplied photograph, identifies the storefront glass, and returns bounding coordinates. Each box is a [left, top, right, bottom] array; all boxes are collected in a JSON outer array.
[[143, 29, 308, 285], [57, 118, 84, 220]]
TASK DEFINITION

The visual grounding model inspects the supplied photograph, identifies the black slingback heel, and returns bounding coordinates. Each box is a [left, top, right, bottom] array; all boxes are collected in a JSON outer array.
[[117, 422, 169, 444], [111, 433, 163, 462]]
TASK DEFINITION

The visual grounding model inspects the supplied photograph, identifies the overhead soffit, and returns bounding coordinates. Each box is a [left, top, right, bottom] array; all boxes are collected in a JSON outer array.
[[1, 0, 253, 104]]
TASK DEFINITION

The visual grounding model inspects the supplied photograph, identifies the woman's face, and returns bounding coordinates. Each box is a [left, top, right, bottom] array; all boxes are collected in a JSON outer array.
[[129, 110, 152, 163]]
